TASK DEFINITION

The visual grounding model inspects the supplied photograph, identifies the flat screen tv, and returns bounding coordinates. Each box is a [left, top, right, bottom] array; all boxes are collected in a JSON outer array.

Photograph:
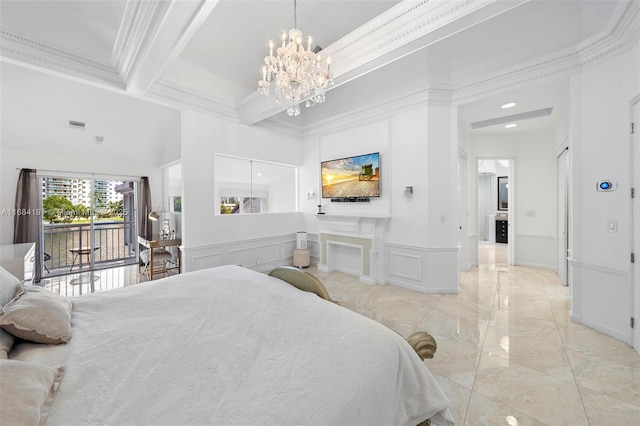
[[321, 152, 380, 199]]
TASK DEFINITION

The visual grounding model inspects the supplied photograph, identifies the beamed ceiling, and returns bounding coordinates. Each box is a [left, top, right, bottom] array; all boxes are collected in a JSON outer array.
[[1, 0, 638, 135]]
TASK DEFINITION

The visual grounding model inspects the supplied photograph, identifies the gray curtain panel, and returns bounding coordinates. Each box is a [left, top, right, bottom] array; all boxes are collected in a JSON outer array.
[[138, 177, 153, 239], [13, 168, 42, 283]]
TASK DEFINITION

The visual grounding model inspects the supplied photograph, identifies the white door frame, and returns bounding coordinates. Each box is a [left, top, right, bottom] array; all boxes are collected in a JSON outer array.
[[557, 145, 570, 286], [630, 94, 639, 352], [508, 159, 515, 265], [458, 148, 469, 271], [475, 157, 515, 265]]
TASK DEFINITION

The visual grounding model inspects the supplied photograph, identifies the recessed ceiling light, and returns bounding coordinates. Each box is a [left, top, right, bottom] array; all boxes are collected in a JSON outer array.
[[505, 123, 517, 128], [501, 102, 516, 109], [257, 172, 262, 176]]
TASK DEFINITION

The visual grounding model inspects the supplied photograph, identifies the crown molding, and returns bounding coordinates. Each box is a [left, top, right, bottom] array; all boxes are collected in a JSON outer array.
[[452, 0, 639, 105], [112, 0, 171, 85], [325, 0, 515, 80], [609, 0, 640, 51], [147, 79, 237, 121], [301, 87, 445, 137], [0, 26, 123, 88], [118, 0, 220, 95], [236, 90, 287, 125], [251, 118, 304, 139], [426, 85, 455, 107]]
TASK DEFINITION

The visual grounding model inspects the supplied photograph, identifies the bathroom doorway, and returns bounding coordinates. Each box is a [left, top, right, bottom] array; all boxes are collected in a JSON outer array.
[[477, 159, 513, 265]]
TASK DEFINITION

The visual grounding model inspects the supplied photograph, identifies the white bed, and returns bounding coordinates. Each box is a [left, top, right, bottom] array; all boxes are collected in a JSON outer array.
[[3, 265, 454, 425]]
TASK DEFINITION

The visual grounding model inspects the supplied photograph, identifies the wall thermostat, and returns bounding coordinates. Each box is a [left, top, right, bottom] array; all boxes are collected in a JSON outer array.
[[596, 180, 617, 191]]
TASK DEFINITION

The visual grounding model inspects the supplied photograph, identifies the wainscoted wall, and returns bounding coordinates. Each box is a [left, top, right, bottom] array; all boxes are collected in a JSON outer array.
[[182, 233, 302, 274], [464, 233, 478, 270], [181, 230, 460, 294], [515, 234, 556, 270], [569, 260, 631, 343], [384, 242, 459, 293]]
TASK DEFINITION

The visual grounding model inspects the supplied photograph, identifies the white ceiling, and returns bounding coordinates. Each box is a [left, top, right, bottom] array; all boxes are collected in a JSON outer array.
[[0, 0, 636, 135]]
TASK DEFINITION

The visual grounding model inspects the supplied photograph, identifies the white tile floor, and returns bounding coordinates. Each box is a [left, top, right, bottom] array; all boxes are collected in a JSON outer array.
[[41, 247, 640, 425]]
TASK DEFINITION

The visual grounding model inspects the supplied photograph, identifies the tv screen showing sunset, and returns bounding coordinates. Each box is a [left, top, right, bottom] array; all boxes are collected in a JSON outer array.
[[321, 152, 380, 198]]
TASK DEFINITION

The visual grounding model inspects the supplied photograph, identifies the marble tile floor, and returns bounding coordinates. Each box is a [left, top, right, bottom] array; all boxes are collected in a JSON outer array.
[[479, 243, 508, 265], [40, 260, 639, 425], [310, 264, 640, 425]]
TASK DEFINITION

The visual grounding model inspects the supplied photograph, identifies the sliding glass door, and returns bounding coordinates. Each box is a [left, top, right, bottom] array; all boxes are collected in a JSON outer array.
[[40, 174, 139, 277]]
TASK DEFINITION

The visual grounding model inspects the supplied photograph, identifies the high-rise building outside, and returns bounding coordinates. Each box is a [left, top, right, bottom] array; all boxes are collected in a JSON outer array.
[[42, 177, 123, 207]]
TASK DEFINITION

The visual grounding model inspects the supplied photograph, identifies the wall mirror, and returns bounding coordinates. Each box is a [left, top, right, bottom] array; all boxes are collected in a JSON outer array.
[[214, 154, 298, 215], [498, 176, 508, 211]]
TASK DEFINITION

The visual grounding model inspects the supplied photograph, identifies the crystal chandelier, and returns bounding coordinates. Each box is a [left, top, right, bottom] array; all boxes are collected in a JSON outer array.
[[258, 0, 333, 116]]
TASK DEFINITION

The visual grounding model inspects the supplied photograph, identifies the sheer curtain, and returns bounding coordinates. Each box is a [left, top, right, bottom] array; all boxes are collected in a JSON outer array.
[[138, 177, 153, 239], [13, 168, 42, 282]]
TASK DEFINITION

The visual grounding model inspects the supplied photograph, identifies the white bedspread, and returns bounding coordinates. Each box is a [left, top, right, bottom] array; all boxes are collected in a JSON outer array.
[[12, 265, 454, 425]]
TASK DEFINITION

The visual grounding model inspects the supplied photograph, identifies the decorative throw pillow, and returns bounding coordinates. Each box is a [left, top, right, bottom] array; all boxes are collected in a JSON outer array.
[[0, 286, 72, 344], [0, 359, 65, 425], [0, 265, 24, 307], [0, 328, 14, 359]]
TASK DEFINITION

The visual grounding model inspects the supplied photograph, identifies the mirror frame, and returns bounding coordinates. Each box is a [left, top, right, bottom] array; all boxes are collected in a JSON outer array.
[[497, 176, 508, 211]]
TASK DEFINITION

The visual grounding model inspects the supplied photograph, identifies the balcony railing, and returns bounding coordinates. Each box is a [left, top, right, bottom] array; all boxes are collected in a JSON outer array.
[[43, 221, 137, 275]]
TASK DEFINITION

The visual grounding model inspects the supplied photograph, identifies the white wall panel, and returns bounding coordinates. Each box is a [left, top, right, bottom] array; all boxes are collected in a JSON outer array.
[[182, 233, 300, 274], [389, 251, 422, 281], [515, 234, 556, 270], [570, 261, 631, 343], [228, 243, 279, 268], [189, 251, 225, 271], [385, 242, 459, 293]]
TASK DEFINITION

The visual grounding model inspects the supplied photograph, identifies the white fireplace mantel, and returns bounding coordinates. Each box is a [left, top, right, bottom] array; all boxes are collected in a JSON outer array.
[[312, 213, 389, 238], [312, 213, 388, 284], [313, 213, 390, 219]]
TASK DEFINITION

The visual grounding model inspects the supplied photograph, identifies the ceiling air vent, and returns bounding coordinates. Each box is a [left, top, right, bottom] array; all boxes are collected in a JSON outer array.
[[69, 120, 86, 129]]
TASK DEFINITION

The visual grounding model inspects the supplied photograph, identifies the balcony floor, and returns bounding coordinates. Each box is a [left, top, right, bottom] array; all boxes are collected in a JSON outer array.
[[41, 264, 178, 297]]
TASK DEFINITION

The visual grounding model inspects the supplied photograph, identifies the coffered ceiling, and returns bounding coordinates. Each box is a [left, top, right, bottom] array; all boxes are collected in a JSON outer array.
[[1, 0, 638, 135]]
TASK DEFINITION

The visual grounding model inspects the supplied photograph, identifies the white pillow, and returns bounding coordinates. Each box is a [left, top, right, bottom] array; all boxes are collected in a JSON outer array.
[[0, 359, 65, 425], [0, 265, 24, 307], [0, 285, 72, 344]]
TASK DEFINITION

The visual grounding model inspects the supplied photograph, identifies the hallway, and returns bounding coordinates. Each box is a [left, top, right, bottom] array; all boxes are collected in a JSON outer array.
[[479, 243, 508, 265]]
